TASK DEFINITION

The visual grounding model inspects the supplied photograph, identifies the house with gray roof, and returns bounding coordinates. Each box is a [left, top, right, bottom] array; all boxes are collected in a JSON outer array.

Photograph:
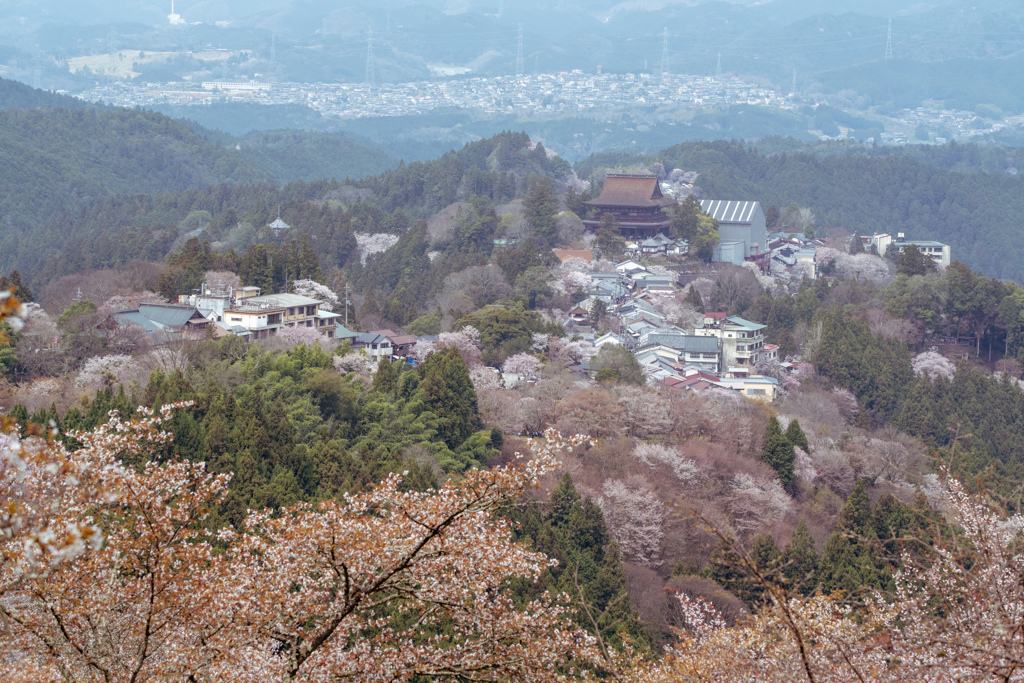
[[109, 303, 212, 343]]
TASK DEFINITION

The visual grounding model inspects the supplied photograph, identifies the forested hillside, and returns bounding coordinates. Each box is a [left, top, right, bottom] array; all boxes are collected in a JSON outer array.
[[0, 80, 393, 241], [642, 141, 1024, 282]]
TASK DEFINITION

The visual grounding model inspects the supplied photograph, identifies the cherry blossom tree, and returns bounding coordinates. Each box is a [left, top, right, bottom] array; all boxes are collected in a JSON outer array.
[[599, 476, 664, 568], [503, 352, 542, 377], [2, 408, 235, 682], [225, 432, 600, 682], [626, 470, 1024, 682], [268, 323, 325, 350], [632, 443, 703, 486], [333, 352, 376, 379], [204, 270, 240, 294], [912, 349, 956, 381], [4, 401, 605, 682], [729, 473, 792, 534], [354, 233, 400, 266], [291, 279, 340, 311], [436, 325, 482, 366], [74, 354, 138, 389]]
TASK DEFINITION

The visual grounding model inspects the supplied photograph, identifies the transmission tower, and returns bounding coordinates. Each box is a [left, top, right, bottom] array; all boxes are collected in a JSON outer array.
[[716, 52, 722, 77], [791, 67, 797, 95], [271, 33, 276, 61], [365, 27, 376, 85], [498, 0, 504, 18], [885, 19, 893, 59], [660, 27, 669, 76], [515, 23, 524, 76]]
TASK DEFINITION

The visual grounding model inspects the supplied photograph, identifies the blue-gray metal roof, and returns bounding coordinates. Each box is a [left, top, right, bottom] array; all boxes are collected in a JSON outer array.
[[137, 303, 202, 328], [113, 311, 164, 332]]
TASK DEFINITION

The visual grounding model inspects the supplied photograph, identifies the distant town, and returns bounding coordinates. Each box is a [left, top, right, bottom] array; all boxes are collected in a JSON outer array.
[[73, 70, 1017, 147]]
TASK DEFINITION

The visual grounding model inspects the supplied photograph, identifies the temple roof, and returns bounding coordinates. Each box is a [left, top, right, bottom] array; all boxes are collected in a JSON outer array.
[[585, 174, 677, 209]]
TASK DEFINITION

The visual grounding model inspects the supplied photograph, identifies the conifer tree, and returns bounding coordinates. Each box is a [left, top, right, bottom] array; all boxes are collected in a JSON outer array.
[[685, 285, 705, 313], [761, 416, 795, 491], [784, 418, 810, 453], [418, 346, 480, 449], [816, 478, 883, 595], [372, 357, 398, 395], [849, 232, 865, 255], [780, 520, 819, 596]]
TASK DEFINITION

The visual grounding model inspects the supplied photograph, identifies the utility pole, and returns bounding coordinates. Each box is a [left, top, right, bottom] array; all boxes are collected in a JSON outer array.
[[344, 283, 351, 326], [515, 24, 524, 76], [885, 18, 893, 60], [660, 27, 669, 77], [365, 27, 376, 85]]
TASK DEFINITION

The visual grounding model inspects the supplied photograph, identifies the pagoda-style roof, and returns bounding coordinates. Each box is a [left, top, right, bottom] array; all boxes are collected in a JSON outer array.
[[585, 174, 677, 209]]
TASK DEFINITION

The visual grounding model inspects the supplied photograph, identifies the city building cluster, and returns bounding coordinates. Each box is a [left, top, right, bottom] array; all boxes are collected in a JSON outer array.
[[78, 71, 790, 119]]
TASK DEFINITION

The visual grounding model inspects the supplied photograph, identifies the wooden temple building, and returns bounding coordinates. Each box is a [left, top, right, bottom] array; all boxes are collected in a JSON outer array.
[[583, 173, 676, 239]]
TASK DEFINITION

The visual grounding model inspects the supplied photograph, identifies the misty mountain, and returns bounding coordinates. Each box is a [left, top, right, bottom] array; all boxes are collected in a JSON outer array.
[[0, 80, 393, 232]]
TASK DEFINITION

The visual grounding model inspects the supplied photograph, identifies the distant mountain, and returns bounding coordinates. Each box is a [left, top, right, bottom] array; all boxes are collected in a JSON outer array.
[[0, 79, 393, 233], [0, 77, 92, 111], [233, 129, 395, 182]]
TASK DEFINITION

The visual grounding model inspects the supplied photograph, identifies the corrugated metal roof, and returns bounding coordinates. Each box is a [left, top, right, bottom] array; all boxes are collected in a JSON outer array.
[[137, 303, 202, 329], [701, 200, 760, 224], [113, 311, 165, 332]]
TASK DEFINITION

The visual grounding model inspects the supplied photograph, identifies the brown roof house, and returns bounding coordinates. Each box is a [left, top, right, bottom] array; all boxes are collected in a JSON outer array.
[[584, 174, 677, 239]]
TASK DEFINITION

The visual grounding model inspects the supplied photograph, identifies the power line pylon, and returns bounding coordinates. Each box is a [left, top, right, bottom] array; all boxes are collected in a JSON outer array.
[[660, 27, 669, 77], [885, 18, 893, 60], [365, 27, 376, 85], [515, 23, 524, 76]]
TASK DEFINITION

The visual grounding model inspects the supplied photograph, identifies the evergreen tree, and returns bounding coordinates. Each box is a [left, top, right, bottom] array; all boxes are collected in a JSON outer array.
[[897, 244, 936, 277], [239, 244, 274, 293], [816, 479, 884, 595], [761, 416, 795, 490], [372, 357, 398, 395], [297, 233, 323, 281], [418, 346, 480, 449], [524, 177, 558, 244], [685, 285, 705, 313], [361, 285, 380, 318], [596, 213, 624, 257], [780, 521, 818, 596], [784, 419, 810, 453], [849, 232, 865, 255]]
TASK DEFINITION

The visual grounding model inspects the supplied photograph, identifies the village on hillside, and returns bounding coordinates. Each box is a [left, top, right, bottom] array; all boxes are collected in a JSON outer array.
[[88, 171, 951, 405]]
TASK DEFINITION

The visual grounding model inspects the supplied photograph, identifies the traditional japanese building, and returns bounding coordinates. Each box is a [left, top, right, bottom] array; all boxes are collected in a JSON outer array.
[[583, 174, 676, 239]]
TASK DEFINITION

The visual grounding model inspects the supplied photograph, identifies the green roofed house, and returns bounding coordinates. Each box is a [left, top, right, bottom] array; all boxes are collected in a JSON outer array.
[[692, 314, 766, 368]]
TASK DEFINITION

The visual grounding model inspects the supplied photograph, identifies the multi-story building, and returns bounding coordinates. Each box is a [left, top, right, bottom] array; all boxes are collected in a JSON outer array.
[[891, 233, 951, 268], [702, 200, 770, 272], [226, 292, 342, 339], [693, 314, 766, 367], [857, 232, 951, 268]]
